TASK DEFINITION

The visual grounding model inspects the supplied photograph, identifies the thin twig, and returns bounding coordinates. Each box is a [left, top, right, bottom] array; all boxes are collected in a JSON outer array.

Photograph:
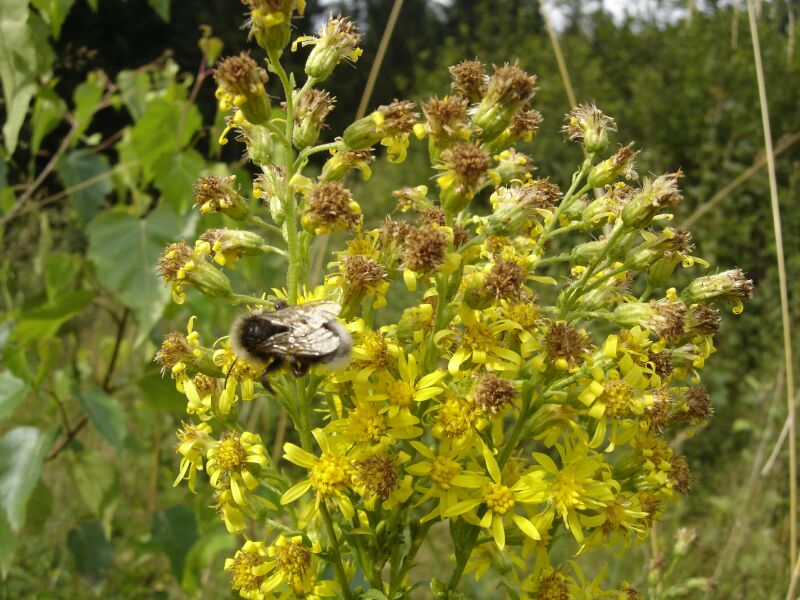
[[103, 308, 130, 391], [540, 0, 577, 109], [45, 417, 88, 461], [746, 0, 797, 570]]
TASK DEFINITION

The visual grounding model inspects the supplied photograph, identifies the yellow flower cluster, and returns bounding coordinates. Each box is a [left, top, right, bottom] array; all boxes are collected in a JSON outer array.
[[156, 13, 751, 600]]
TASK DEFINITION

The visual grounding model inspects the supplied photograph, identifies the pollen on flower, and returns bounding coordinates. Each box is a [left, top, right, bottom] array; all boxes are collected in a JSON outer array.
[[473, 372, 517, 416], [271, 536, 312, 583], [429, 456, 462, 489], [157, 242, 193, 282], [342, 255, 386, 293], [310, 453, 351, 495], [483, 482, 515, 514], [535, 571, 569, 600], [386, 379, 414, 408], [346, 404, 386, 444], [449, 59, 487, 102], [602, 379, 634, 419], [154, 331, 192, 373], [436, 394, 476, 438], [440, 141, 490, 186], [226, 541, 269, 597], [352, 454, 399, 500], [302, 181, 362, 234], [402, 227, 449, 273], [213, 432, 249, 472]]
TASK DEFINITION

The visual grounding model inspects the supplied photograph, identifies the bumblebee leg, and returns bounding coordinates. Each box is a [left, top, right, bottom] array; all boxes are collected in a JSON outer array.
[[258, 358, 283, 393], [292, 359, 310, 377]]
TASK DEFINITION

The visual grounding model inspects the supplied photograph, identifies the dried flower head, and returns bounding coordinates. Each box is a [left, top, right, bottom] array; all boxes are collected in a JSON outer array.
[[473, 63, 537, 139], [484, 258, 525, 300], [420, 95, 470, 142], [301, 181, 362, 235], [214, 53, 271, 124], [449, 59, 487, 102], [684, 303, 721, 336], [473, 372, 517, 416], [509, 106, 543, 141], [155, 331, 192, 374], [681, 268, 754, 308], [293, 89, 336, 147], [193, 175, 249, 220], [668, 455, 692, 494], [352, 454, 399, 501], [294, 15, 362, 81], [622, 171, 684, 229], [342, 255, 387, 294], [563, 103, 617, 153], [402, 227, 449, 273], [545, 322, 591, 367], [588, 142, 639, 187]]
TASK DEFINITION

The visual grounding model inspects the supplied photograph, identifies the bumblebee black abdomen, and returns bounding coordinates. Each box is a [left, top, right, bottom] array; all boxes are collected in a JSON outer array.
[[240, 315, 289, 359]]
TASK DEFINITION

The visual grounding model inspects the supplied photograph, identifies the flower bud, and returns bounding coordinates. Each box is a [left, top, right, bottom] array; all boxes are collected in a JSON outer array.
[[254, 166, 286, 225], [680, 269, 754, 309], [301, 181, 362, 235], [293, 89, 335, 148], [158, 241, 234, 303], [197, 228, 269, 267], [612, 299, 687, 339], [562, 104, 616, 153], [242, 0, 302, 54], [226, 111, 274, 166], [193, 175, 250, 221], [587, 143, 638, 188], [621, 171, 683, 229], [293, 15, 362, 82], [449, 59, 487, 103], [436, 141, 490, 214], [214, 53, 271, 125], [472, 63, 537, 140], [320, 148, 374, 181]]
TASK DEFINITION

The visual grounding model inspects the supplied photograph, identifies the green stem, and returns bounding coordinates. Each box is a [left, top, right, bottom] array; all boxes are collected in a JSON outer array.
[[320, 500, 354, 600], [249, 215, 285, 237], [389, 520, 433, 596], [534, 159, 593, 254], [230, 294, 269, 306]]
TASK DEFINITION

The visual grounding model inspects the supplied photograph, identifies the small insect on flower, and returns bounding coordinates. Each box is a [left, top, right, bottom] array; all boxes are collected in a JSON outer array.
[[229, 300, 352, 387]]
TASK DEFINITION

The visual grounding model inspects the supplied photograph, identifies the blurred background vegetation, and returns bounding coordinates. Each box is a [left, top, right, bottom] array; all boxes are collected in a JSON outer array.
[[0, 0, 798, 597]]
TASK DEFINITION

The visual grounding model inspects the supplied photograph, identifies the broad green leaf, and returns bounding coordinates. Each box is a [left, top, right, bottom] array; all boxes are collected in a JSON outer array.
[[23, 479, 52, 534], [77, 388, 126, 450], [0, 426, 53, 532], [138, 369, 185, 413], [56, 150, 112, 222], [0, 511, 16, 578], [31, 0, 75, 38], [152, 149, 205, 214], [116, 69, 150, 120], [34, 335, 60, 387], [45, 252, 81, 299], [66, 451, 119, 539], [131, 98, 200, 175], [87, 206, 178, 343], [147, 0, 169, 21], [152, 504, 198, 579], [71, 70, 106, 143], [67, 521, 113, 581], [13, 290, 95, 345], [0, 370, 28, 420], [30, 84, 66, 156], [0, 0, 38, 153], [181, 530, 236, 594], [3, 342, 32, 383]]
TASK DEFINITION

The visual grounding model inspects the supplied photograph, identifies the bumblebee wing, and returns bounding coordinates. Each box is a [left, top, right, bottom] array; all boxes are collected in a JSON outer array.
[[262, 301, 342, 334], [258, 324, 341, 357]]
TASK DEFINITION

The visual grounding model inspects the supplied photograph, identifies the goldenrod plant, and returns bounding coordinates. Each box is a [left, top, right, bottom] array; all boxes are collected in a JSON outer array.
[[156, 4, 752, 598]]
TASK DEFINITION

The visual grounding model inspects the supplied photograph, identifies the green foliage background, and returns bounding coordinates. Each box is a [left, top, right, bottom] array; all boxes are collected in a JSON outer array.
[[0, 0, 798, 597]]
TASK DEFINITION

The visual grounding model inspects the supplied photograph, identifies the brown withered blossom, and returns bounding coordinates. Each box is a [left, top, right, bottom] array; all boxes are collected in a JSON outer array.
[[402, 227, 449, 273], [214, 53, 268, 97], [342, 255, 387, 293], [154, 331, 192, 374], [668, 456, 693, 494], [473, 372, 517, 416], [352, 454, 399, 501], [440, 141, 490, 185], [648, 350, 674, 379], [545, 322, 591, 366], [378, 99, 418, 135], [302, 181, 362, 233], [484, 258, 525, 300], [449, 59, 487, 102]]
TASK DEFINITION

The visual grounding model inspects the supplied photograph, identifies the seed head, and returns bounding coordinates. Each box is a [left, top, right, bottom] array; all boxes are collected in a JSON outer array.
[[545, 322, 591, 367], [421, 95, 469, 142], [440, 141, 490, 185], [193, 175, 249, 221], [301, 181, 362, 235], [622, 171, 684, 229], [449, 59, 487, 102], [509, 106, 543, 140], [563, 103, 617, 153], [484, 258, 525, 301], [352, 454, 399, 501], [402, 227, 449, 273], [342, 255, 387, 294], [473, 372, 517, 416]]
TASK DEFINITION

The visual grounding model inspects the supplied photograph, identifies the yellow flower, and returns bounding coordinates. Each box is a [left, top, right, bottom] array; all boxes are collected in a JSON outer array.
[[173, 421, 212, 492], [344, 323, 398, 382], [445, 446, 542, 550], [224, 539, 275, 600], [377, 351, 446, 418], [327, 397, 422, 446], [405, 440, 485, 523], [207, 432, 269, 507], [281, 429, 355, 520], [213, 341, 261, 414], [438, 307, 521, 375]]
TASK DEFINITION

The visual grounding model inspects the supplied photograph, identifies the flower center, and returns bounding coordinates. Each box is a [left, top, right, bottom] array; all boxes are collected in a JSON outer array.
[[310, 453, 350, 496], [273, 542, 311, 580], [347, 404, 386, 443], [387, 380, 414, 408], [215, 434, 248, 472], [230, 551, 264, 592], [483, 483, 515, 514], [429, 456, 461, 489]]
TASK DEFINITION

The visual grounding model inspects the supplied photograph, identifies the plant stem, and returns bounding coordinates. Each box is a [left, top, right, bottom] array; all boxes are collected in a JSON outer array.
[[320, 500, 353, 600]]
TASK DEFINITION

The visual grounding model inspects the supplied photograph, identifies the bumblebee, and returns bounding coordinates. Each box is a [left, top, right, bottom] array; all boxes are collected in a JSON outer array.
[[229, 300, 352, 384]]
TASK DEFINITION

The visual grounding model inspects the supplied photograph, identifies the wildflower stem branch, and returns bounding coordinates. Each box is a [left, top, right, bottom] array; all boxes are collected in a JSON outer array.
[[319, 500, 354, 600]]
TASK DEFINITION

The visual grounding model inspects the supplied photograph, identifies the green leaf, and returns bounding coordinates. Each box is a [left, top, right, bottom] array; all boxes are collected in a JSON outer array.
[[71, 71, 106, 143], [152, 149, 205, 214], [30, 84, 66, 156], [77, 388, 126, 450], [23, 479, 52, 534], [181, 529, 236, 594], [56, 150, 112, 222], [0, 370, 29, 421], [138, 369, 185, 413], [66, 451, 119, 538], [147, 0, 169, 21], [13, 289, 95, 345], [152, 505, 198, 580], [0, 426, 53, 532], [30, 0, 75, 38], [45, 252, 81, 299], [67, 521, 113, 581], [0, 0, 38, 153], [116, 69, 150, 120], [87, 206, 178, 344], [131, 98, 200, 175], [0, 511, 17, 578]]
